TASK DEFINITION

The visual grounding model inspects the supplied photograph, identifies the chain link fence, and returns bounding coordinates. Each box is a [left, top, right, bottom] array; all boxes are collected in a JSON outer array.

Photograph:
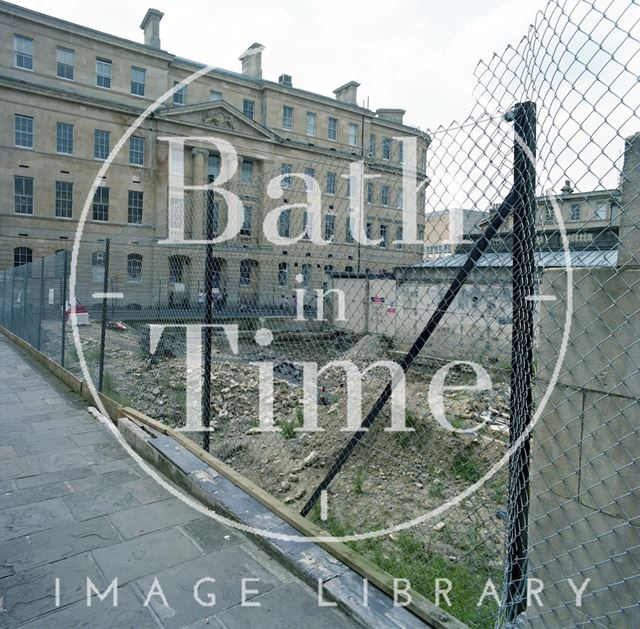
[[1, 0, 639, 627]]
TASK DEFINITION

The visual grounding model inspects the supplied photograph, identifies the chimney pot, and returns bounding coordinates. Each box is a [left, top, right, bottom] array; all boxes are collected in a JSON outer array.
[[140, 8, 164, 49]]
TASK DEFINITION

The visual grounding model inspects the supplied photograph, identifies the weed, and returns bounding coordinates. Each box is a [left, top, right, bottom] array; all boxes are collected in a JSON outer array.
[[353, 470, 366, 494]]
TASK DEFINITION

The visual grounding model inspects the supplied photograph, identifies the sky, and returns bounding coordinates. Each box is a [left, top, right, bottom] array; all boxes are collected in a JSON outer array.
[[12, 0, 549, 130]]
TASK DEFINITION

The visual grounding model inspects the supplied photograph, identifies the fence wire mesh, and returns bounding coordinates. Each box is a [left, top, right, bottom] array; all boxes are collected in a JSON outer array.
[[1, 0, 639, 627]]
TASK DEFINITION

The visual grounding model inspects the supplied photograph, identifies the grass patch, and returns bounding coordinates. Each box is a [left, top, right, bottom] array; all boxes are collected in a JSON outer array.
[[450, 443, 488, 483], [280, 404, 304, 439], [315, 514, 499, 628], [353, 470, 366, 494]]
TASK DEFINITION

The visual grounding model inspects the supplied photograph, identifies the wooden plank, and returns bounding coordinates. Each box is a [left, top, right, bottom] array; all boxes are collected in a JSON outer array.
[[120, 406, 467, 629]]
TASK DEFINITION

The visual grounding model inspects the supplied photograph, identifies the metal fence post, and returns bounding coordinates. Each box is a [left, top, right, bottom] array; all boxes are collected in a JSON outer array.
[[9, 268, 15, 332], [37, 257, 45, 350], [1, 270, 6, 327], [60, 250, 69, 367], [98, 239, 111, 393], [21, 263, 29, 339], [202, 176, 215, 451], [504, 101, 536, 623]]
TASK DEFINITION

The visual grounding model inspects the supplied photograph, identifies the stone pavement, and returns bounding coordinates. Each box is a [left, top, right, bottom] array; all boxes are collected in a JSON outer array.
[[0, 334, 358, 628]]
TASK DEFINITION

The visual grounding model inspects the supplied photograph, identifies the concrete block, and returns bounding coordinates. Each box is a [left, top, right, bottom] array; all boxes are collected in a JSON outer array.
[[579, 390, 640, 519], [536, 268, 640, 398]]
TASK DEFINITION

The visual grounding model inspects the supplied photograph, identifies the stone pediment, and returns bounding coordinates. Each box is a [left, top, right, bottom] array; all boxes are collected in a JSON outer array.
[[159, 101, 276, 140]]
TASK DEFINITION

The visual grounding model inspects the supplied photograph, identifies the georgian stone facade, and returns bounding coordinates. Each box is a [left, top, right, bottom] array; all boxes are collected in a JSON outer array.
[[0, 2, 430, 309]]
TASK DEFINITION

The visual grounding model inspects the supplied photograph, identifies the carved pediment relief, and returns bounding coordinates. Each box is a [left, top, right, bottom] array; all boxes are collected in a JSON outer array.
[[201, 109, 235, 129]]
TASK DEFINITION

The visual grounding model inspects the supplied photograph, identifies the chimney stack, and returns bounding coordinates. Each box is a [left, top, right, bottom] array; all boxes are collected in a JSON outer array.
[[333, 81, 360, 105], [140, 9, 164, 49], [376, 108, 405, 124], [239, 43, 265, 79]]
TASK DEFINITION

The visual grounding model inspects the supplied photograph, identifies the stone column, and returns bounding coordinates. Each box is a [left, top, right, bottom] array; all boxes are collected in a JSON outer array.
[[190, 147, 208, 240]]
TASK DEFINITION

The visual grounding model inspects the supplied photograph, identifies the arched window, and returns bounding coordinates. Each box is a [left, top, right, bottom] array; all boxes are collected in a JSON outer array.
[[127, 253, 142, 281], [13, 246, 32, 267]]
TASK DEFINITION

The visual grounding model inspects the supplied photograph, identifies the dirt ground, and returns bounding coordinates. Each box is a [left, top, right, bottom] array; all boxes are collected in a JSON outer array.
[[49, 319, 512, 626]]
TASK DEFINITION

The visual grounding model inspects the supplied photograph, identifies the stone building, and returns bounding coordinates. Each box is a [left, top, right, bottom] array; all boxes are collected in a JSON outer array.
[[0, 1, 430, 310]]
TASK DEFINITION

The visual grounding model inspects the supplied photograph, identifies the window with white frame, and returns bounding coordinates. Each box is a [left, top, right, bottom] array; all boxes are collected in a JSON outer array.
[[304, 167, 315, 191], [278, 209, 291, 237], [128, 190, 143, 224], [328, 117, 338, 141], [368, 134, 376, 157], [15, 115, 33, 148], [131, 66, 146, 96], [241, 160, 253, 184], [324, 214, 336, 241], [570, 203, 581, 221], [243, 99, 255, 119], [398, 141, 404, 164], [210, 90, 223, 101], [127, 254, 143, 281], [91, 252, 104, 283], [326, 171, 336, 194], [381, 184, 390, 207], [14, 35, 33, 70], [348, 123, 358, 146], [173, 81, 186, 105], [278, 262, 288, 286], [14, 176, 33, 214], [96, 58, 112, 88], [56, 122, 73, 154], [56, 47, 74, 79], [94, 129, 110, 160], [367, 182, 374, 203], [382, 137, 391, 160], [301, 263, 312, 287], [306, 112, 317, 136], [396, 190, 404, 209], [92, 186, 109, 221], [282, 105, 294, 130], [129, 136, 145, 165], [14, 247, 32, 268], [55, 181, 73, 218], [380, 224, 388, 247], [240, 259, 253, 285], [281, 163, 292, 189], [241, 205, 252, 235]]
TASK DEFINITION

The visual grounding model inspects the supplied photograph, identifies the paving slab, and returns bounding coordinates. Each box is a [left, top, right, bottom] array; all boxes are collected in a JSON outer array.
[[0, 335, 364, 628], [108, 497, 200, 539], [0, 516, 120, 576], [135, 547, 280, 628], [0, 497, 74, 542]]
